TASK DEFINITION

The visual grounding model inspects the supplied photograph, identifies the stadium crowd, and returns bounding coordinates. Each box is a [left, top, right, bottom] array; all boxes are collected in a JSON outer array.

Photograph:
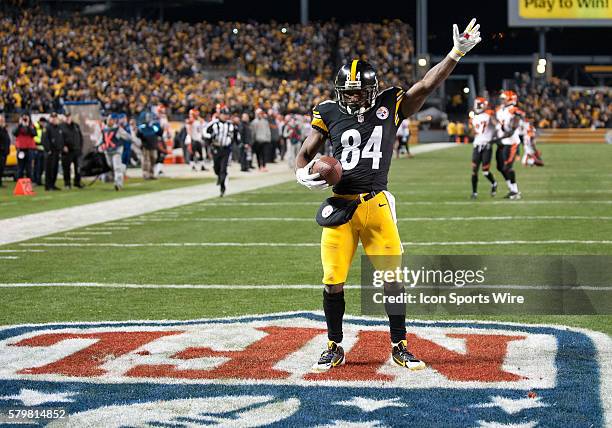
[[1, 6, 608, 131], [511, 74, 611, 129], [0, 7, 412, 117]]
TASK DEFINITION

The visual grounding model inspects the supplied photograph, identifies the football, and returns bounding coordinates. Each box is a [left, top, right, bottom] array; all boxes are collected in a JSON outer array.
[[312, 156, 343, 185]]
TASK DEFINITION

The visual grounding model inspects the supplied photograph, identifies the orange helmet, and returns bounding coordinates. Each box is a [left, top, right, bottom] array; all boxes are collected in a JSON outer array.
[[189, 108, 200, 119], [500, 90, 518, 106], [473, 97, 489, 113]]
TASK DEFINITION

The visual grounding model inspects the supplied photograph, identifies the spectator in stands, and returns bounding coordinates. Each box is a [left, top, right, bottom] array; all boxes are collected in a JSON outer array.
[[13, 114, 36, 180], [32, 117, 47, 185], [511, 74, 611, 129], [0, 115, 10, 187], [61, 112, 84, 189], [250, 109, 271, 172], [42, 113, 65, 191]]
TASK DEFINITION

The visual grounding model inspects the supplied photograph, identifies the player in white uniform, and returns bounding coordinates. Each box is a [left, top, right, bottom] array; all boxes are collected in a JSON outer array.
[[521, 119, 544, 167], [185, 108, 207, 171], [470, 97, 498, 199], [495, 90, 522, 200]]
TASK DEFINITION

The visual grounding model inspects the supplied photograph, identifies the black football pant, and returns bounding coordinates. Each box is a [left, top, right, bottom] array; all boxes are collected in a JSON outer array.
[[472, 144, 496, 193], [213, 147, 231, 192], [496, 144, 517, 184], [45, 150, 60, 189], [62, 151, 81, 187]]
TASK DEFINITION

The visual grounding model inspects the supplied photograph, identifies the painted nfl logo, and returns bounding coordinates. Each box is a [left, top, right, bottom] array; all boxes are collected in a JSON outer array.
[[376, 106, 389, 120], [0, 312, 608, 427]]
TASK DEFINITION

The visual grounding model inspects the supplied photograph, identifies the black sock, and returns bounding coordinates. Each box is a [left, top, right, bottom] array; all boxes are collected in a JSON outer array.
[[508, 170, 516, 184], [384, 285, 407, 343], [471, 174, 478, 193], [484, 171, 496, 184], [323, 289, 345, 343]]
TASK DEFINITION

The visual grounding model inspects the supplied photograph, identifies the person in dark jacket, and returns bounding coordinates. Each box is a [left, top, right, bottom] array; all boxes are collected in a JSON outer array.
[[238, 113, 253, 172], [136, 113, 163, 180], [0, 115, 11, 187], [61, 112, 84, 188], [12, 114, 37, 179], [42, 113, 65, 191]]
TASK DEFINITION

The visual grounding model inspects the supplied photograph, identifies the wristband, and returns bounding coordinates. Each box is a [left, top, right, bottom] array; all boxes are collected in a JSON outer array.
[[448, 47, 465, 62]]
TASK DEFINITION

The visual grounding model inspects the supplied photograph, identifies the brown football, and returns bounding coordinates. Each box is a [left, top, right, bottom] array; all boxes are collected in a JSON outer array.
[[312, 156, 342, 185]]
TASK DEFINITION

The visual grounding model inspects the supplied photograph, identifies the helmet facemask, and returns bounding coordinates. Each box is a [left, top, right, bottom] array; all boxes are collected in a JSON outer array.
[[335, 80, 378, 116]]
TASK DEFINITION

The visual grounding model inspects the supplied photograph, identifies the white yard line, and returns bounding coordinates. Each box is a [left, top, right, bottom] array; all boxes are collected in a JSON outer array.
[[133, 215, 612, 222], [0, 249, 45, 253], [65, 231, 114, 236], [0, 282, 609, 290], [199, 200, 612, 206], [42, 237, 91, 241], [19, 239, 612, 248], [0, 144, 459, 245], [0, 256, 19, 260]]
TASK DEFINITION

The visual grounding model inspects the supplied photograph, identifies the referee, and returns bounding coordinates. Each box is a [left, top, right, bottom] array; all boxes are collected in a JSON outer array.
[[206, 108, 240, 197]]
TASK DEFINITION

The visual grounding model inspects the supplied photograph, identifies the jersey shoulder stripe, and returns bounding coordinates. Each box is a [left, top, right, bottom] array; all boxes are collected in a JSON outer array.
[[311, 100, 338, 135]]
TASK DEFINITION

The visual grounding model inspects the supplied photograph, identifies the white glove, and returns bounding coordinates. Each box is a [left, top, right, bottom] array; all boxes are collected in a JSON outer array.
[[448, 18, 481, 61], [296, 158, 329, 190]]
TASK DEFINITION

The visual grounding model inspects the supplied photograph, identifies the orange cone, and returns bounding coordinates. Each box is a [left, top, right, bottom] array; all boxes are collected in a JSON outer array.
[[13, 178, 36, 196]]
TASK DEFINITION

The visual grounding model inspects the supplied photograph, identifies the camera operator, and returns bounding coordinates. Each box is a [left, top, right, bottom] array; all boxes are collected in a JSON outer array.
[[12, 114, 36, 180]]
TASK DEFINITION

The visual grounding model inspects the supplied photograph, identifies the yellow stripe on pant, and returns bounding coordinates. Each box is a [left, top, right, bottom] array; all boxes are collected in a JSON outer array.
[[321, 191, 402, 285]]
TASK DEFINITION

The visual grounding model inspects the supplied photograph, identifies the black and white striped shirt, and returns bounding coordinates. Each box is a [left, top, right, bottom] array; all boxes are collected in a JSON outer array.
[[205, 120, 240, 147]]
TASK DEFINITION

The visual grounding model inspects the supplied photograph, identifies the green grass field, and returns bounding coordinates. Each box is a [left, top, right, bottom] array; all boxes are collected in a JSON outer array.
[[1, 144, 610, 335], [0, 175, 213, 219]]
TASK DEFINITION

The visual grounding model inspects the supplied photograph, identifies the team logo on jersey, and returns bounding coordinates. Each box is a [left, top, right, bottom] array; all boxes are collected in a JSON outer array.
[[376, 106, 389, 120], [321, 205, 333, 218], [0, 312, 607, 427]]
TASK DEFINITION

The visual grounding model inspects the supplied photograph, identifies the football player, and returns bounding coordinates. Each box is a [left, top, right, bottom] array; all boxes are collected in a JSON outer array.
[[521, 118, 544, 167], [495, 90, 522, 199], [186, 108, 207, 171], [295, 19, 481, 372], [470, 97, 498, 199]]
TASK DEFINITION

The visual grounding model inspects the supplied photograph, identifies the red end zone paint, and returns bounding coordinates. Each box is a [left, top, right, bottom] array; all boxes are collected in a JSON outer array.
[[10, 327, 527, 383], [408, 333, 526, 382], [12, 331, 181, 376], [126, 327, 325, 380]]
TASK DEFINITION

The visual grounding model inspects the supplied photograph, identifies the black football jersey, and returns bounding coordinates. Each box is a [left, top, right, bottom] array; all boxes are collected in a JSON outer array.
[[311, 87, 406, 195]]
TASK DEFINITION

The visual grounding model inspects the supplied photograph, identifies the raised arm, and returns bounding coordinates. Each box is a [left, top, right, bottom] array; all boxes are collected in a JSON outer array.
[[401, 18, 482, 118]]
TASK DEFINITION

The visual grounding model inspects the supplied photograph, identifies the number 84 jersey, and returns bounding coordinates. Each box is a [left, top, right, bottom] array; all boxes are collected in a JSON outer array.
[[311, 87, 406, 195]]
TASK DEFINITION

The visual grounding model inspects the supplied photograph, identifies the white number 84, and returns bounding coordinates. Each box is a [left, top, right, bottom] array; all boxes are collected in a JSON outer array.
[[340, 125, 383, 170]]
